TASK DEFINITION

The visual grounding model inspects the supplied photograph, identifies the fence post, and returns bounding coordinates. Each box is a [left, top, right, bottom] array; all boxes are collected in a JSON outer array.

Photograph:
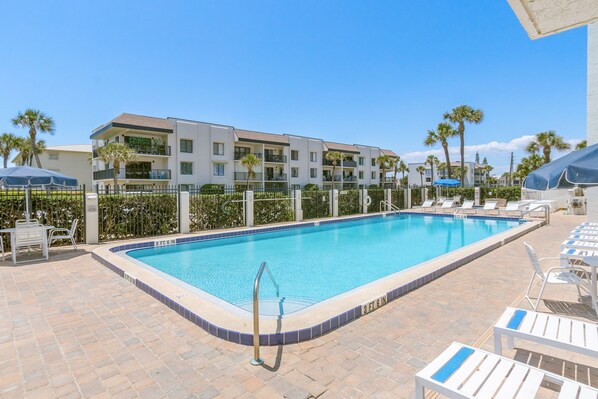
[[474, 187, 481, 206], [385, 189, 392, 211], [361, 188, 368, 214], [245, 190, 254, 227], [423, 187, 428, 202], [407, 188, 412, 209], [331, 189, 339, 217], [294, 190, 303, 222], [85, 193, 99, 244], [179, 191, 190, 234]]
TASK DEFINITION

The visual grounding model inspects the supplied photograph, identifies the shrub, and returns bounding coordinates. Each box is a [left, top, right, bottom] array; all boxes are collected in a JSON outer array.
[[254, 192, 294, 225], [338, 189, 360, 216], [301, 190, 330, 219], [200, 184, 224, 194], [367, 189, 384, 213], [304, 183, 319, 191], [368, 184, 379, 189], [190, 192, 244, 230]]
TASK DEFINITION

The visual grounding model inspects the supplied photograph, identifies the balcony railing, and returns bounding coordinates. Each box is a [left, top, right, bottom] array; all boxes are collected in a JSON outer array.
[[322, 175, 342, 181], [265, 174, 287, 181], [344, 176, 358, 182], [92, 144, 171, 158], [322, 159, 357, 167], [93, 168, 171, 180], [234, 172, 263, 180], [264, 154, 287, 163], [234, 152, 262, 160]]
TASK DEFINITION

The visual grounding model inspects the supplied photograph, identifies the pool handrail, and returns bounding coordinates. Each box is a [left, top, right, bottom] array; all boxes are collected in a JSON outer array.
[[251, 261, 279, 366], [379, 200, 400, 214]]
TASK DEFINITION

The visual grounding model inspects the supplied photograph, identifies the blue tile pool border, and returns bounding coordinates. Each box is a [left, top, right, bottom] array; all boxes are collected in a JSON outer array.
[[95, 213, 538, 346]]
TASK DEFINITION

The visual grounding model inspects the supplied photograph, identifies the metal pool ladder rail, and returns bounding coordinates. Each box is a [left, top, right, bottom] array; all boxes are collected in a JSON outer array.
[[520, 203, 550, 225], [251, 262, 280, 366], [379, 200, 400, 214]]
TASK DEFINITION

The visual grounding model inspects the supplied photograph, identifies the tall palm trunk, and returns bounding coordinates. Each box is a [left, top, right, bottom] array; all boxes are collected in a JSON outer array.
[[543, 147, 551, 163], [246, 170, 251, 191], [459, 123, 465, 187], [419, 173, 423, 187], [442, 142, 452, 179], [393, 169, 398, 189], [331, 163, 336, 189], [113, 160, 120, 193], [29, 128, 42, 168]]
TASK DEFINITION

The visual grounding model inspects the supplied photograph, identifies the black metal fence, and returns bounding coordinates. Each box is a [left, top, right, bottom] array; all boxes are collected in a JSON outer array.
[[302, 190, 330, 220], [367, 189, 385, 213], [189, 186, 245, 231], [338, 189, 360, 216], [391, 189, 407, 209], [98, 186, 179, 241], [0, 186, 86, 251], [411, 187, 425, 207], [254, 190, 295, 225]]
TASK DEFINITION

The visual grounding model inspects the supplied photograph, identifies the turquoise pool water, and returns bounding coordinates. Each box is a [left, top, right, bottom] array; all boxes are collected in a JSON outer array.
[[127, 214, 521, 315]]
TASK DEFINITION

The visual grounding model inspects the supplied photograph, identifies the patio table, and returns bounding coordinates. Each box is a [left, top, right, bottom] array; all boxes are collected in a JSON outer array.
[[0, 225, 55, 264], [560, 248, 598, 316]]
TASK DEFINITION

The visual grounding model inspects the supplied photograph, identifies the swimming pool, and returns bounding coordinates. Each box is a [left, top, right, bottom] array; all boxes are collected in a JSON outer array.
[[126, 214, 522, 316]]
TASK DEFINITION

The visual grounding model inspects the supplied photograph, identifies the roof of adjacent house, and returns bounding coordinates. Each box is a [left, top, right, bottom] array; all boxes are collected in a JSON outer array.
[[45, 144, 92, 153], [381, 149, 399, 157], [235, 129, 290, 146], [91, 113, 173, 138], [323, 141, 360, 154]]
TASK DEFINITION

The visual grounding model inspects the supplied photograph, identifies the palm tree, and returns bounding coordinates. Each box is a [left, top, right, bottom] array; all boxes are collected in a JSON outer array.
[[0, 132, 20, 168], [416, 165, 426, 187], [443, 105, 484, 187], [425, 155, 439, 184], [390, 157, 400, 188], [325, 151, 345, 189], [525, 131, 571, 163], [240, 153, 262, 190], [437, 162, 447, 178], [515, 154, 545, 180], [424, 122, 458, 179], [575, 140, 587, 150], [97, 143, 138, 192], [12, 109, 55, 168], [376, 155, 391, 188], [398, 161, 409, 187]]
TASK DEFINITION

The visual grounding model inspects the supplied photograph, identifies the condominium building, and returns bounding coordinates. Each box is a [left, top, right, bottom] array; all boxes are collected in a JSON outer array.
[[90, 113, 399, 191], [407, 161, 488, 187], [13, 144, 93, 188]]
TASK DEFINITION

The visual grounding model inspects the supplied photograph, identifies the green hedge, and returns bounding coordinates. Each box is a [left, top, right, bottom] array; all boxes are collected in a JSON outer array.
[[254, 192, 294, 225], [302, 190, 330, 219], [190, 192, 244, 231], [411, 187, 424, 207], [338, 189, 360, 216], [99, 194, 178, 240], [391, 189, 406, 209], [367, 189, 385, 213], [481, 186, 521, 202]]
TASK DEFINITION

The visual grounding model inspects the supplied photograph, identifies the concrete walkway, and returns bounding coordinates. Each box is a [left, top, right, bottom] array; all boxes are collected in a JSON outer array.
[[0, 213, 596, 398]]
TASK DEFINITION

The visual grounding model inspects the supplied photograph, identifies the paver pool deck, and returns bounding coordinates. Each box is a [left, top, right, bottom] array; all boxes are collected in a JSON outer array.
[[0, 212, 596, 398]]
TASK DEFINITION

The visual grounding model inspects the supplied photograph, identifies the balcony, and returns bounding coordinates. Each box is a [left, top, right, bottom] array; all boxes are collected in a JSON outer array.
[[234, 152, 262, 160], [322, 159, 357, 167], [264, 154, 287, 163], [92, 144, 171, 158], [344, 176, 358, 182], [234, 172, 263, 180], [322, 175, 342, 182], [265, 174, 287, 181], [93, 168, 171, 181]]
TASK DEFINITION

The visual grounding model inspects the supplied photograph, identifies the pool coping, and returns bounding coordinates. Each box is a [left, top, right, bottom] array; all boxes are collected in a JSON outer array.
[[92, 212, 543, 346]]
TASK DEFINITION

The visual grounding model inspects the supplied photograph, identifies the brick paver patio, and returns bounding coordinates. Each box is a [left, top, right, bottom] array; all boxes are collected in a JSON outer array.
[[0, 213, 596, 398]]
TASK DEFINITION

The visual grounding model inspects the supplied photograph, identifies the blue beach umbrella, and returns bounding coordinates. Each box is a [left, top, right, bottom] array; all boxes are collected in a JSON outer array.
[[0, 166, 78, 220], [523, 143, 598, 190], [433, 178, 461, 187]]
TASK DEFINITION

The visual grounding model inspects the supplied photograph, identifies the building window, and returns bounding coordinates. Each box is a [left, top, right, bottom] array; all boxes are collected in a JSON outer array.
[[310, 152, 317, 162], [213, 142, 224, 156], [310, 168, 317, 178], [291, 150, 299, 161], [180, 139, 193, 153], [359, 157, 364, 166], [48, 153, 59, 160], [291, 184, 300, 190], [371, 171, 376, 179], [359, 171, 364, 179], [213, 163, 225, 176], [291, 167, 299, 178], [234, 146, 250, 159], [371, 158, 376, 167], [180, 162, 193, 175]]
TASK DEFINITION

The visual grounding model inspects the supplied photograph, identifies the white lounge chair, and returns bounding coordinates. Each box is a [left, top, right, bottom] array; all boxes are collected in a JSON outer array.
[[493, 307, 598, 357], [415, 342, 598, 399], [12, 223, 48, 264], [500, 201, 523, 217], [48, 219, 78, 251], [572, 228, 598, 236], [569, 234, 598, 243], [454, 200, 475, 215], [476, 200, 498, 215], [561, 239, 598, 251], [439, 200, 455, 213], [524, 242, 589, 311], [416, 199, 435, 211]]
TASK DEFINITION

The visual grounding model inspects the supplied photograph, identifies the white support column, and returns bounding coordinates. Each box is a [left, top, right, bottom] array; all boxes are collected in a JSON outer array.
[[245, 190, 254, 227], [385, 189, 392, 211], [587, 25, 598, 222], [474, 187, 481, 206], [294, 190, 303, 221], [85, 193, 99, 244], [331, 189, 339, 217], [423, 187, 428, 202], [361, 188, 369, 214], [179, 191, 190, 234], [407, 188, 412, 209]]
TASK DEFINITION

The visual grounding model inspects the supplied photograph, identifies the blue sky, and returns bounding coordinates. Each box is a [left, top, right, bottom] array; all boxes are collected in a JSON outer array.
[[0, 1, 587, 173]]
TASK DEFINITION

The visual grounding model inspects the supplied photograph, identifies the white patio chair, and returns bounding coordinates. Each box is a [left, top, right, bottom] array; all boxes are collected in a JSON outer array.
[[415, 342, 598, 399], [12, 223, 48, 264], [524, 242, 589, 311], [561, 239, 598, 251], [454, 200, 474, 215], [48, 219, 78, 251], [438, 200, 455, 213], [500, 201, 523, 217], [476, 200, 498, 215], [493, 307, 598, 357]]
